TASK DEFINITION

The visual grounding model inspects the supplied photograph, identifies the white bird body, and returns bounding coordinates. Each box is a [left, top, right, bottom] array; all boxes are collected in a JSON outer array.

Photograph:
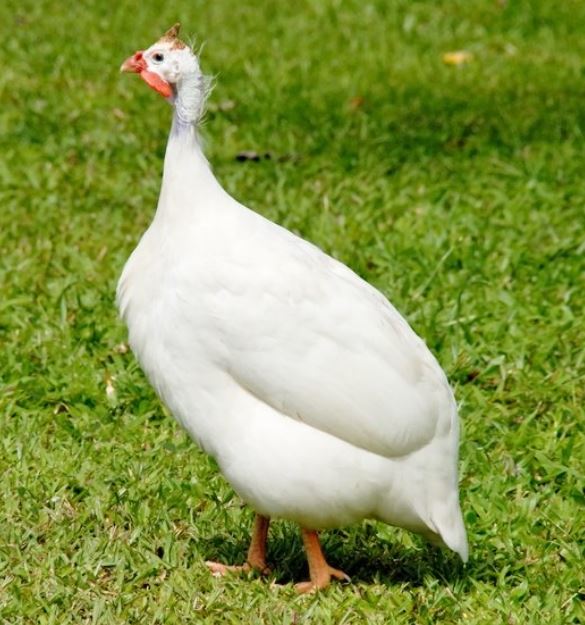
[[118, 26, 468, 583]]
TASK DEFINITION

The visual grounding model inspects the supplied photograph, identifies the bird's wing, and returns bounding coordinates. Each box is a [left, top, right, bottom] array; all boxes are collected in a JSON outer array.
[[211, 216, 456, 460]]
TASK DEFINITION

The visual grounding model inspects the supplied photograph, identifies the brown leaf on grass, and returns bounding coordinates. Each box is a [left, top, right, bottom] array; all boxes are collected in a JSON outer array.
[[442, 51, 473, 66], [104, 371, 116, 399], [348, 96, 365, 111]]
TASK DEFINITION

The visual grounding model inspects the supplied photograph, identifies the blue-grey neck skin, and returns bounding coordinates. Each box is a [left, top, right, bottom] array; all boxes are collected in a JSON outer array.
[[166, 67, 209, 166], [174, 70, 207, 128], [155, 71, 222, 222]]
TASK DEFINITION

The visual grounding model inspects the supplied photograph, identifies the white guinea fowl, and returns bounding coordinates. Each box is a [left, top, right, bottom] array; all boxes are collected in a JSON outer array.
[[118, 24, 468, 592]]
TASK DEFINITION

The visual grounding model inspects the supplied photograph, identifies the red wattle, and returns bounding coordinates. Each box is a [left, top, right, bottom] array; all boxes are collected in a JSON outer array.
[[140, 70, 173, 98]]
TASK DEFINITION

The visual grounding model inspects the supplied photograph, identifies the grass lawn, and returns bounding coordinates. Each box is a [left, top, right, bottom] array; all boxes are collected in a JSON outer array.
[[1, 0, 584, 622]]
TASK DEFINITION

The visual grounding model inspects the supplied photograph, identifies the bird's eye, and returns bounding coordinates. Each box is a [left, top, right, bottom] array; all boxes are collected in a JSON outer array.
[[153, 52, 164, 63]]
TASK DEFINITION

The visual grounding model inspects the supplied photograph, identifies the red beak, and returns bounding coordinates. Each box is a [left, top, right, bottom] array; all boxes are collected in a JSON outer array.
[[120, 51, 146, 73], [120, 50, 173, 99]]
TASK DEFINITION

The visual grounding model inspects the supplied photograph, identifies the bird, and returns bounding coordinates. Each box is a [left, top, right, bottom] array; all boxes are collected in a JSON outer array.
[[118, 23, 468, 592]]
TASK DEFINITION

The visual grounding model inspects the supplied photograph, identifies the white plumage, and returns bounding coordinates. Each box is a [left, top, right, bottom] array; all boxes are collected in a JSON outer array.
[[118, 25, 468, 590]]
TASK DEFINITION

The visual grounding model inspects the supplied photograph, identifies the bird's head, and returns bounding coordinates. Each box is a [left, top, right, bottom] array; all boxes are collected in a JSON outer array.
[[120, 23, 201, 101]]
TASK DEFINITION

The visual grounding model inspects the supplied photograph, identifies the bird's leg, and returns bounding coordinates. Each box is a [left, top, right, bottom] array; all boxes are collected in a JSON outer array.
[[246, 513, 271, 572], [206, 514, 271, 576], [295, 528, 351, 593]]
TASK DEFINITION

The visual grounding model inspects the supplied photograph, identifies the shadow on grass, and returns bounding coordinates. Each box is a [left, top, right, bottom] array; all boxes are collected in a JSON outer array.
[[199, 520, 497, 589]]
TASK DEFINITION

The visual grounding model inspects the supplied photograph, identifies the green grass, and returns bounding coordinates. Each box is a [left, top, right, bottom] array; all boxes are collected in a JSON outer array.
[[1, 0, 584, 622]]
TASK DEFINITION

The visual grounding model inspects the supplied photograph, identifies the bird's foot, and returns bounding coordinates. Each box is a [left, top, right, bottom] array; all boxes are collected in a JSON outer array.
[[207, 514, 271, 578], [294, 566, 351, 594], [296, 528, 351, 593], [205, 559, 271, 577]]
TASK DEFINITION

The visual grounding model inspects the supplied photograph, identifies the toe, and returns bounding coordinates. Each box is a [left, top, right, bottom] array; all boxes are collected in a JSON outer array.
[[205, 561, 245, 577], [205, 561, 229, 577], [247, 557, 271, 575], [329, 567, 351, 583], [294, 581, 318, 594]]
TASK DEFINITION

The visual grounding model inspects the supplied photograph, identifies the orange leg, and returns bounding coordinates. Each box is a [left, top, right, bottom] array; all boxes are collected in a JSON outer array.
[[206, 514, 271, 576], [295, 528, 351, 593]]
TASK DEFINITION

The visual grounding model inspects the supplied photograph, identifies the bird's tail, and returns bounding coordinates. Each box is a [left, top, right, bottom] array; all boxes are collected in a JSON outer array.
[[428, 492, 469, 562], [402, 421, 469, 562]]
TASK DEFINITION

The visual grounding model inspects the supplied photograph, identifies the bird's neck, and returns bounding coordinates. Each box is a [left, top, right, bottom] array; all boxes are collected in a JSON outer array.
[[155, 74, 223, 222], [174, 71, 205, 127]]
